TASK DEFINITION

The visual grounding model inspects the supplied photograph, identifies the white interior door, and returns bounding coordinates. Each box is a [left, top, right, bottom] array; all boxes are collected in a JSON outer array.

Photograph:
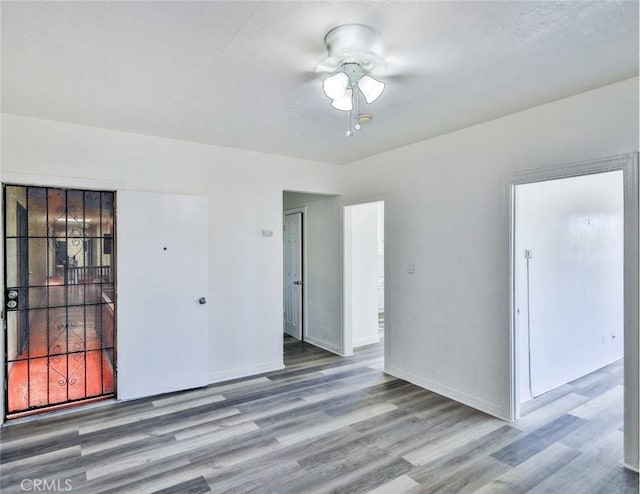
[[284, 212, 303, 340], [117, 190, 209, 401]]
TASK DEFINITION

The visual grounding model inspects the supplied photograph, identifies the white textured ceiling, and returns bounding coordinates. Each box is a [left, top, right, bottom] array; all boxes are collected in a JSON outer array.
[[2, 1, 638, 164]]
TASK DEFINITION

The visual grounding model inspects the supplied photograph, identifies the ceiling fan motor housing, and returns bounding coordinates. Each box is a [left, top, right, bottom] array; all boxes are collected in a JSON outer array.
[[323, 24, 385, 74]]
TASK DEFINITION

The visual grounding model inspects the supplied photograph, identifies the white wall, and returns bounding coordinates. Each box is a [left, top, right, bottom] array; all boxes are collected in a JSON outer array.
[[0, 114, 342, 397], [283, 192, 343, 354], [339, 77, 639, 419], [517, 171, 624, 402], [345, 202, 381, 348]]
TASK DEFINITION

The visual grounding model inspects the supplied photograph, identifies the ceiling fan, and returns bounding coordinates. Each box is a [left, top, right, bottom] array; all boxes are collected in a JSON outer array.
[[316, 24, 388, 136]]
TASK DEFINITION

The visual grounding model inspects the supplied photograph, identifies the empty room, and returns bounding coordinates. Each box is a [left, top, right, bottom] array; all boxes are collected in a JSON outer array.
[[0, 1, 639, 493]]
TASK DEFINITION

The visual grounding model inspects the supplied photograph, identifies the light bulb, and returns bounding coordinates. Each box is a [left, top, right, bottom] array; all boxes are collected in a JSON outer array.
[[346, 130, 353, 137], [354, 123, 362, 131], [358, 75, 385, 104], [323, 72, 349, 100], [331, 89, 353, 111]]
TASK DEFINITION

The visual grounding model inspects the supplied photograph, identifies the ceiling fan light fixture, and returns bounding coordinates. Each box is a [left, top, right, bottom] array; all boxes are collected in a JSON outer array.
[[323, 71, 349, 100], [319, 24, 386, 136], [358, 75, 385, 104], [331, 89, 353, 111]]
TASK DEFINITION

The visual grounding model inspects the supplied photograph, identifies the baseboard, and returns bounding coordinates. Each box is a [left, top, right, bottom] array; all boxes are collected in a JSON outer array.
[[385, 364, 509, 421], [622, 462, 640, 473], [2, 398, 116, 426], [208, 360, 283, 384], [353, 336, 380, 348], [304, 335, 345, 356]]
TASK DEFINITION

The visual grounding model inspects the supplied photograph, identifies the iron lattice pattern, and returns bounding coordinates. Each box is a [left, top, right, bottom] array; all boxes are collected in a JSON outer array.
[[4, 186, 116, 416]]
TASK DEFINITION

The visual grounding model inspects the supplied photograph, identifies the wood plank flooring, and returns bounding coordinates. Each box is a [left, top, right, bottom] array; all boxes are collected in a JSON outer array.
[[0, 337, 637, 493]]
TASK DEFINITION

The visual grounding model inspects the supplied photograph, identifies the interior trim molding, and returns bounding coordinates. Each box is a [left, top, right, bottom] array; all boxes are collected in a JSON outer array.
[[353, 336, 381, 348], [304, 335, 345, 356], [386, 364, 509, 421], [1, 171, 126, 191], [208, 361, 284, 385]]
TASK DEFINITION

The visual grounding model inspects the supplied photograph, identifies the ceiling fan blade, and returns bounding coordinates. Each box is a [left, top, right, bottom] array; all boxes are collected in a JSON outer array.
[[315, 60, 338, 74]]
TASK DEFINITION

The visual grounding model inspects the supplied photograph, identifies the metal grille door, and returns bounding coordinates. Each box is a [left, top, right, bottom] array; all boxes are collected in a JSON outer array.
[[4, 185, 116, 417]]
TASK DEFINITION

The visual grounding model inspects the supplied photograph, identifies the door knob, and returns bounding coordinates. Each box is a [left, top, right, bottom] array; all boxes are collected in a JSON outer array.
[[293, 281, 303, 286], [198, 297, 207, 305]]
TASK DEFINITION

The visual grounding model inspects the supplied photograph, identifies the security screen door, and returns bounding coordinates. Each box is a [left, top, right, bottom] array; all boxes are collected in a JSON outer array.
[[4, 185, 116, 418]]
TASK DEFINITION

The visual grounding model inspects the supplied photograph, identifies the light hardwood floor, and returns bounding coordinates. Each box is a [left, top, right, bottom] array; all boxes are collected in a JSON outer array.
[[0, 336, 637, 493]]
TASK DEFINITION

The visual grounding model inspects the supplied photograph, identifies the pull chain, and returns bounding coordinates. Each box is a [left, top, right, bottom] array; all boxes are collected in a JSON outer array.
[[346, 85, 362, 137]]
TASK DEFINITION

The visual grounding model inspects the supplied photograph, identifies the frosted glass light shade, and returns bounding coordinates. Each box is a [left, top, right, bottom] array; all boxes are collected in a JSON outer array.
[[323, 72, 349, 100], [358, 75, 385, 103], [331, 89, 353, 111]]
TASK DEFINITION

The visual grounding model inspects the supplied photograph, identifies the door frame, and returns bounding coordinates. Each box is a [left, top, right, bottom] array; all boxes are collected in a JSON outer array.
[[0, 172, 123, 425], [283, 207, 307, 341], [15, 203, 29, 355], [342, 194, 388, 367], [507, 153, 639, 470]]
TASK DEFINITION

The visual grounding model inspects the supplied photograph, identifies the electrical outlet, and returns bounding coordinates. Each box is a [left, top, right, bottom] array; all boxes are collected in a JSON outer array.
[[408, 263, 416, 274]]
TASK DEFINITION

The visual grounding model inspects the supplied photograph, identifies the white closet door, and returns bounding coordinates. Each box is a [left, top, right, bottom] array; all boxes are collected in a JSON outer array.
[[117, 190, 209, 400]]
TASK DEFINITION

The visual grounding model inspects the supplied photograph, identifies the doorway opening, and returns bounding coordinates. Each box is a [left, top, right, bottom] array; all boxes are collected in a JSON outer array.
[[515, 171, 623, 403], [282, 191, 343, 360], [3, 185, 116, 418], [344, 201, 385, 358], [509, 153, 639, 470]]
